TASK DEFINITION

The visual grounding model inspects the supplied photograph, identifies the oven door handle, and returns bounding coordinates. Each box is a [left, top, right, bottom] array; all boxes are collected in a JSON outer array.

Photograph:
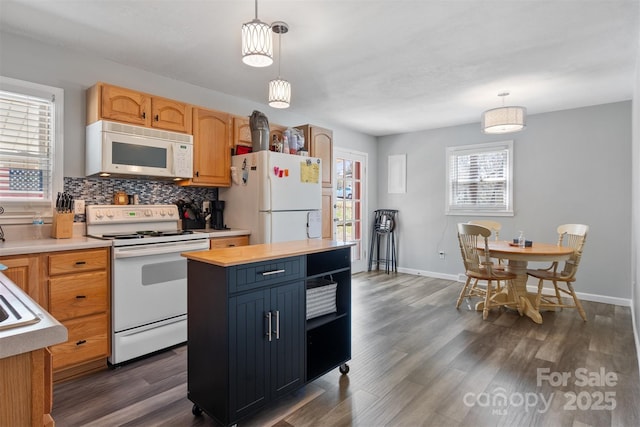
[[113, 240, 209, 259]]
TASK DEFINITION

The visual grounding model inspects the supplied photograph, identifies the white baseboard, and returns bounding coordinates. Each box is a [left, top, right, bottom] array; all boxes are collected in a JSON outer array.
[[524, 285, 632, 307], [395, 267, 633, 307], [397, 267, 459, 282]]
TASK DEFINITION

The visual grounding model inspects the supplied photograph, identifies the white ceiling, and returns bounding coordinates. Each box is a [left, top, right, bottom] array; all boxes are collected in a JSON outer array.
[[1, 0, 639, 136]]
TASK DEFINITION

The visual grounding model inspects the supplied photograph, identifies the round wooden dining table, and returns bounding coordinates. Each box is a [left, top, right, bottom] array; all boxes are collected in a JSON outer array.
[[480, 240, 575, 324]]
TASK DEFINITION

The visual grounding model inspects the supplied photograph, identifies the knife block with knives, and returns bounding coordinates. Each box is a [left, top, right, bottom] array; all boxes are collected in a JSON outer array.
[[51, 212, 74, 238], [52, 192, 75, 238]]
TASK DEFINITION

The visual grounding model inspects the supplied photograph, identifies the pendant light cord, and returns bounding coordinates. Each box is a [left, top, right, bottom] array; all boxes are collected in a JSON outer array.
[[277, 32, 282, 78]]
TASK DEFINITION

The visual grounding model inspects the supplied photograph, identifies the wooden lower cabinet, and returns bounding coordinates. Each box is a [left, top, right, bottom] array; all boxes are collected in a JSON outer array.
[[46, 248, 111, 382], [50, 313, 109, 372], [209, 235, 249, 249], [0, 348, 52, 427], [0, 254, 43, 308], [0, 248, 111, 382]]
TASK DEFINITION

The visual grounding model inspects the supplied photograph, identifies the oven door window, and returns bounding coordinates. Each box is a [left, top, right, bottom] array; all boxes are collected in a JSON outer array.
[[112, 252, 187, 332]]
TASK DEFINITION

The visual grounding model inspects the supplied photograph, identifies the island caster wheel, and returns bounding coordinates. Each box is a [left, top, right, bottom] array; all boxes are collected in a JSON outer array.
[[192, 404, 203, 416], [339, 363, 350, 374]]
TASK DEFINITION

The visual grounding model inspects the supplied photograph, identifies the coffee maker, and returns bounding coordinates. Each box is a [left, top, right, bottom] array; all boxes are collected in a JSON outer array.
[[211, 200, 226, 230]]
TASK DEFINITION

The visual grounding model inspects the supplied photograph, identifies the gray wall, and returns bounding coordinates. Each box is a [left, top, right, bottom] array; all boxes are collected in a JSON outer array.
[[0, 31, 377, 180], [377, 101, 632, 302]]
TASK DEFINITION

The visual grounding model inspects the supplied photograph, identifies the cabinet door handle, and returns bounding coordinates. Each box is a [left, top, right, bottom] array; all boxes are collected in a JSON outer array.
[[265, 312, 272, 342], [75, 261, 86, 266], [142, 112, 146, 119], [261, 269, 285, 276], [274, 310, 280, 340], [76, 340, 87, 346], [154, 114, 159, 121]]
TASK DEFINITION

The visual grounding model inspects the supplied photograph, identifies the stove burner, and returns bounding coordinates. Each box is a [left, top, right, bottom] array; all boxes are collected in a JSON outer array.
[[102, 233, 144, 240], [136, 230, 194, 237]]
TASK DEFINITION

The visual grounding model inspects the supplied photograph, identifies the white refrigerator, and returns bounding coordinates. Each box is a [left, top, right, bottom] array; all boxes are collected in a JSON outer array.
[[219, 151, 323, 245]]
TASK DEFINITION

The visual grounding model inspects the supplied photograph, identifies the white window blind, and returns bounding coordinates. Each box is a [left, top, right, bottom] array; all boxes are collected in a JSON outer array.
[[0, 91, 53, 201], [0, 77, 63, 221], [446, 141, 513, 216]]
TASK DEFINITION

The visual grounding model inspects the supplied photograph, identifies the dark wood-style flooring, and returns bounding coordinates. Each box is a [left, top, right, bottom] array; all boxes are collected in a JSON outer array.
[[52, 272, 640, 426]]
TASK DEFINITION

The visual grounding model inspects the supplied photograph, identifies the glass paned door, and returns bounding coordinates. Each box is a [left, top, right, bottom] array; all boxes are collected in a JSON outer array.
[[334, 149, 367, 273]]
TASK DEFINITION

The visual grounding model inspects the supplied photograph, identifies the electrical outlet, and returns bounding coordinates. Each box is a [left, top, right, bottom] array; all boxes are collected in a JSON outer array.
[[74, 199, 85, 215], [438, 250, 445, 259]]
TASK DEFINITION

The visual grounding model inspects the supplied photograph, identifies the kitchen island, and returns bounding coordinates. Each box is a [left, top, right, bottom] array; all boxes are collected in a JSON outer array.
[[182, 240, 353, 426]]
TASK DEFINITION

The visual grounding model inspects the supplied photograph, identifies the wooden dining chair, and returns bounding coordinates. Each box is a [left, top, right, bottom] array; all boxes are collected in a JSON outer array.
[[455, 223, 520, 320], [468, 220, 502, 241], [468, 220, 505, 291], [526, 224, 589, 321]]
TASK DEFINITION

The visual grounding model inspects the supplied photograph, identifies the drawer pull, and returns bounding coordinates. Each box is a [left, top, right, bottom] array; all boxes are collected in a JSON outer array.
[[228, 244, 236, 247], [75, 261, 87, 266], [261, 269, 285, 276], [76, 340, 87, 346], [75, 295, 87, 299]]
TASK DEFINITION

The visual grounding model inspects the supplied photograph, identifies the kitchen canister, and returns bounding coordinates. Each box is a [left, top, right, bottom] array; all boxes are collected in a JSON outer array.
[[249, 110, 270, 152]]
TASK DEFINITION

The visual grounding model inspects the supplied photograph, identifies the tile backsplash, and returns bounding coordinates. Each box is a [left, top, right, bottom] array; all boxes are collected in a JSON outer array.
[[65, 177, 217, 222]]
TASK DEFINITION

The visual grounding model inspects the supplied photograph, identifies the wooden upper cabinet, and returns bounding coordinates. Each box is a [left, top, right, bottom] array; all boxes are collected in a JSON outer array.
[[233, 115, 288, 152], [180, 107, 231, 187], [296, 125, 333, 188], [98, 84, 150, 126], [151, 96, 192, 133], [232, 115, 252, 148], [87, 83, 192, 133]]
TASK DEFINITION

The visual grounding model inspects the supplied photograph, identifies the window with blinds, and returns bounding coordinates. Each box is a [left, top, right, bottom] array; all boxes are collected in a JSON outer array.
[[446, 140, 513, 216], [0, 77, 63, 221]]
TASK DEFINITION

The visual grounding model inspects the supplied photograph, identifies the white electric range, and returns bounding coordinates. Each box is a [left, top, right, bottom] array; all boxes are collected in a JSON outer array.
[[86, 204, 209, 364]]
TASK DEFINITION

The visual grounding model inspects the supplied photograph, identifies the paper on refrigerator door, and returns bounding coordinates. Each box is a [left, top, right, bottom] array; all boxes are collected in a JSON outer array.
[[300, 159, 320, 183], [307, 211, 321, 238]]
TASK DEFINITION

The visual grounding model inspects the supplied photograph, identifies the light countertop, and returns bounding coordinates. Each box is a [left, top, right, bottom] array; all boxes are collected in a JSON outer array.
[[188, 228, 251, 238], [0, 225, 249, 257], [0, 236, 112, 257], [182, 239, 353, 267], [0, 273, 67, 359]]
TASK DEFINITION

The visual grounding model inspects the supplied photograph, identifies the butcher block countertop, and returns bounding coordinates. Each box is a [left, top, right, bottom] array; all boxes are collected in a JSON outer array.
[[182, 239, 354, 267]]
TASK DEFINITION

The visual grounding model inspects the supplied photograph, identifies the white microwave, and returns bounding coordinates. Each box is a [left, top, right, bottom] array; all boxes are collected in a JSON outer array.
[[86, 120, 193, 180]]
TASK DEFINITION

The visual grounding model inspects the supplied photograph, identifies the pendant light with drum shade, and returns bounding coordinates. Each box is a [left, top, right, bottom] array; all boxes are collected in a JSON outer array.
[[481, 91, 526, 134], [241, 0, 273, 67], [269, 22, 291, 109]]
